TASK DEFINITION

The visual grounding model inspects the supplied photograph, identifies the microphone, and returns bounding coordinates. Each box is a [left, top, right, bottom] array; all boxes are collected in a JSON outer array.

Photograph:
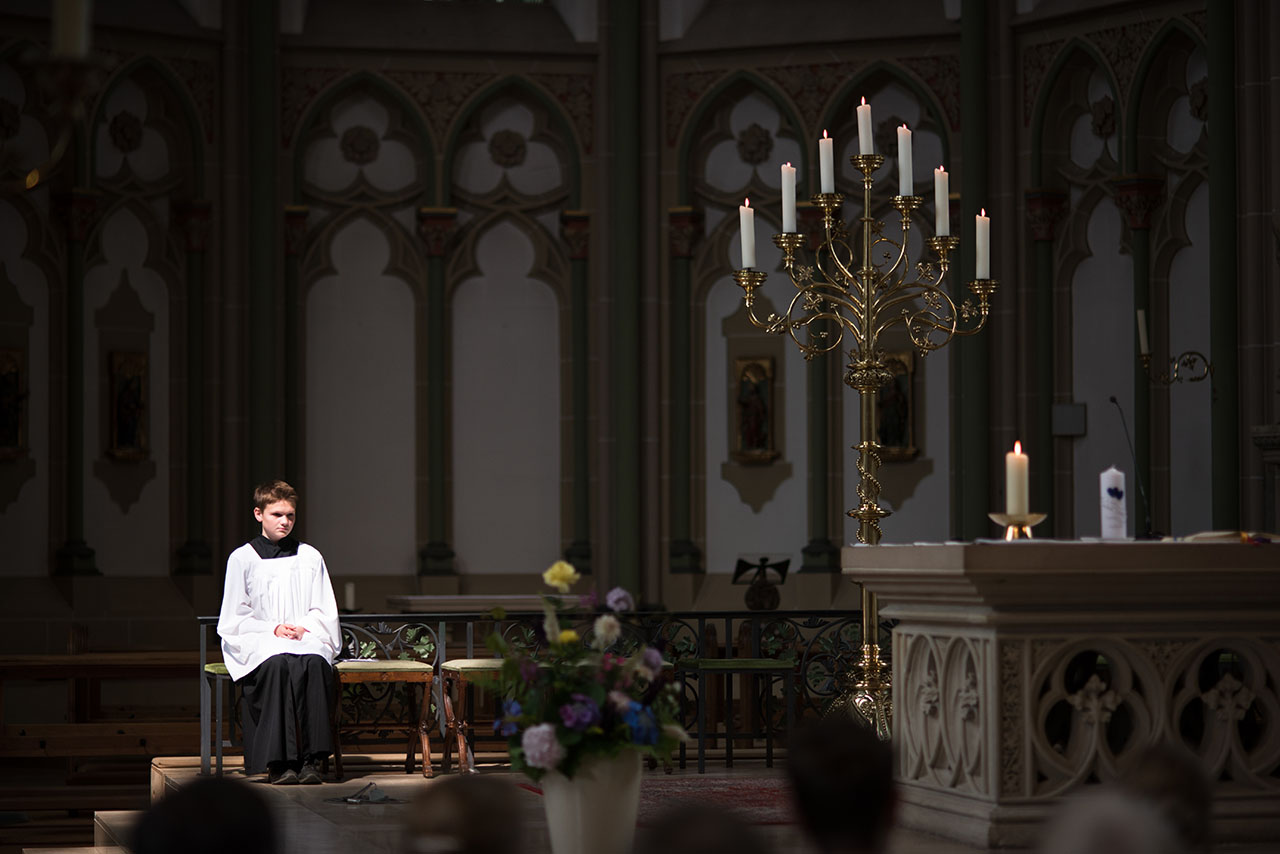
[[1109, 396, 1156, 539]]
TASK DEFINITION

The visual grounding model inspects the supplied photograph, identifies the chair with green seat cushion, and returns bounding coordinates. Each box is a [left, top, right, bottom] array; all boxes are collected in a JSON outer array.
[[332, 658, 435, 779], [203, 662, 234, 775], [439, 658, 505, 774], [681, 657, 797, 773]]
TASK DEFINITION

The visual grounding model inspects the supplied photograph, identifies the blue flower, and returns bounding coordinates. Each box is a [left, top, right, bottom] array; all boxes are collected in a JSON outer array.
[[622, 701, 659, 746], [494, 699, 522, 736]]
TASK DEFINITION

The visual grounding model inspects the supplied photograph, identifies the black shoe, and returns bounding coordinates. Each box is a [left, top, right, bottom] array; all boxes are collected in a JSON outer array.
[[298, 763, 323, 785], [268, 764, 299, 785]]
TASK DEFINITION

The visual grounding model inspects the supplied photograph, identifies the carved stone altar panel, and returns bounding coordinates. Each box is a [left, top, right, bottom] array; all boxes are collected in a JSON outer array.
[[899, 631, 990, 796]]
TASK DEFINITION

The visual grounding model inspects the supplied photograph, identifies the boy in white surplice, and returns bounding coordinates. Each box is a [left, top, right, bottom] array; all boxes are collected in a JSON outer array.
[[218, 480, 341, 784]]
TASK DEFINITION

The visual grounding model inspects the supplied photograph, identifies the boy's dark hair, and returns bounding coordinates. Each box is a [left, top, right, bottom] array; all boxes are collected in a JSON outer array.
[[637, 803, 769, 854], [254, 480, 298, 510], [786, 713, 896, 853], [402, 775, 524, 854], [1121, 743, 1212, 853], [132, 777, 276, 854]]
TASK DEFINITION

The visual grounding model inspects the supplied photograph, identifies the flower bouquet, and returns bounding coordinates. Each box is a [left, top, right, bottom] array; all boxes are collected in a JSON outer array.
[[486, 560, 687, 781]]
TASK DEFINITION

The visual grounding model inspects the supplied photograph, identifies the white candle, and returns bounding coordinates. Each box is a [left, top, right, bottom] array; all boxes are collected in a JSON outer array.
[[897, 125, 913, 195], [781, 162, 797, 233], [1005, 441, 1029, 516], [818, 131, 834, 194], [857, 98, 873, 155], [975, 208, 991, 279], [344, 582, 355, 611], [52, 0, 93, 58], [739, 198, 756, 269], [934, 166, 950, 236], [1136, 309, 1149, 355], [1100, 466, 1127, 539]]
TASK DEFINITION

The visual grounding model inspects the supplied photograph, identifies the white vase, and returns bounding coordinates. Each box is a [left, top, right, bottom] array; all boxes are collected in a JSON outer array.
[[540, 750, 643, 854]]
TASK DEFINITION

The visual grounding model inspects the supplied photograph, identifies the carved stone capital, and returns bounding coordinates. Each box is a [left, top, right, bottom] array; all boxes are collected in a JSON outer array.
[[416, 206, 458, 258], [1109, 176, 1164, 230], [283, 205, 309, 257], [667, 206, 703, 258], [1024, 191, 1068, 242], [173, 199, 212, 253], [560, 210, 590, 260]]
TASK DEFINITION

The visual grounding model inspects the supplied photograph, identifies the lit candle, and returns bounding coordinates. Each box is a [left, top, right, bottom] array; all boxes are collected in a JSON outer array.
[[739, 198, 756, 269], [934, 166, 949, 236], [857, 97, 873, 155], [1100, 466, 1127, 539], [1136, 309, 1149, 355], [897, 124, 913, 196], [818, 131, 834, 194], [52, 0, 93, 59], [975, 208, 991, 279], [1005, 441, 1029, 516], [781, 162, 797, 233], [344, 582, 355, 612]]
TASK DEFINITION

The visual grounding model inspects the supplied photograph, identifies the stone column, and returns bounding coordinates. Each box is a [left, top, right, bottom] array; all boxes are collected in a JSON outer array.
[[1024, 191, 1067, 535], [609, 0, 642, 593], [799, 203, 838, 570], [1208, 0, 1240, 529], [667, 206, 701, 573], [175, 199, 213, 574], [54, 189, 98, 575], [1110, 176, 1164, 537], [247, 0, 278, 487], [955, 0, 990, 540], [281, 205, 308, 483], [562, 210, 592, 574], [417, 206, 457, 575]]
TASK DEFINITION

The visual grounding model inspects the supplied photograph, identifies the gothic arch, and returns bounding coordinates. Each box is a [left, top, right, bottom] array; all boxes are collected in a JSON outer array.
[[1032, 41, 1120, 188], [824, 61, 953, 166], [1126, 20, 1206, 173]]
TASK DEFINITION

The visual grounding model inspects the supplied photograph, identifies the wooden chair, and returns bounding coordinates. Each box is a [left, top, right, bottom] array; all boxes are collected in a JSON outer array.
[[681, 657, 797, 773], [331, 659, 435, 779], [439, 658, 504, 774]]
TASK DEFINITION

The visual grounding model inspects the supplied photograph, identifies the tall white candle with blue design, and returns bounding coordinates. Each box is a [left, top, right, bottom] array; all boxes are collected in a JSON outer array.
[[1100, 466, 1127, 539]]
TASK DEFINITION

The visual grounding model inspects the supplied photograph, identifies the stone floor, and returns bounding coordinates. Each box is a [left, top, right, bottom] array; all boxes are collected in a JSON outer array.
[[84, 754, 984, 854]]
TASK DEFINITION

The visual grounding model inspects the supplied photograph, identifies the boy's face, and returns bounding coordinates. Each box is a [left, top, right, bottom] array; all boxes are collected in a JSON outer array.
[[254, 500, 296, 542]]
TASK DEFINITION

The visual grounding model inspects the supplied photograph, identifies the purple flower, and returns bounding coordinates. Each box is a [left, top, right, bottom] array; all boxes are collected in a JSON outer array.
[[605, 587, 635, 612], [521, 723, 565, 770], [559, 693, 601, 731], [642, 646, 663, 672], [519, 659, 538, 684], [578, 590, 599, 610]]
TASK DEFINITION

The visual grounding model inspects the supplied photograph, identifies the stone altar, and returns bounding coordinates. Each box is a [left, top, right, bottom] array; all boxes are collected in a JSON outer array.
[[845, 541, 1280, 849]]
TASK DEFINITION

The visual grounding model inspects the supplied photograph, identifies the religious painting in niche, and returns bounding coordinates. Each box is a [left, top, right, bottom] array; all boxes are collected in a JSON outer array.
[[0, 348, 26, 460], [732, 356, 780, 464], [107, 351, 148, 461], [876, 351, 917, 461]]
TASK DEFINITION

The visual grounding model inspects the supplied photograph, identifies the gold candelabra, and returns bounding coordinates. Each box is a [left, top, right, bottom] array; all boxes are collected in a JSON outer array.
[[734, 153, 998, 738], [1141, 351, 1212, 386]]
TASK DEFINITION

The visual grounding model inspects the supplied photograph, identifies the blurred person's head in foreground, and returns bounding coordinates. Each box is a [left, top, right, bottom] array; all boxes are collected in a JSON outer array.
[[402, 774, 525, 854], [132, 776, 276, 854], [1121, 743, 1212, 853], [1039, 788, 1186, 854], [785, 712, 896, 854], [635, 802, 769, 854]]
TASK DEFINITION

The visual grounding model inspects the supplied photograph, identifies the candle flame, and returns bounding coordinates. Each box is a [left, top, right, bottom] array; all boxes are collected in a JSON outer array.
[[901, 123, 908, 130], [1014, 440, 1022, 454], [784, 161, 791, 167], [981, 207, 987, 217], [744, 197, 750, 207], [823, 129, 829, 139], [938, 165, 945, 171], [860, 96, 867, 106]]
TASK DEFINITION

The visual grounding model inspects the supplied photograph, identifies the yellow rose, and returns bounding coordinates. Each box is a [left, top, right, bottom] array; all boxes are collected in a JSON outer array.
[[543, 560, 580, 593], [557, 629, 581, 646]]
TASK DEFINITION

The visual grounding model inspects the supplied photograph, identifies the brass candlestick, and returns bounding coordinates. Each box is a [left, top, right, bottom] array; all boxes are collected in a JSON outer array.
[[736, 153, 999, 737], [988, 512, 1047, 540], [1140, 351, 1212, 386]]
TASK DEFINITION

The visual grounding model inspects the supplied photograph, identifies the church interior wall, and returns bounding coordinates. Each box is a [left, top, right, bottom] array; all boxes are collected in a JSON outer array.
[[0, 0, 1275, 655]]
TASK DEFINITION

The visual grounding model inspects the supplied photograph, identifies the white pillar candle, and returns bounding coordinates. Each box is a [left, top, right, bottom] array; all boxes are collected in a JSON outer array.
[[344, 581, 355, 611], [1100, 466, 1127, 539], [897, 124, 913, 195], [934, 166, 950, 236], [739, 198, 756, 269], [975, 208, 991, 279], [857, 97, 873, 155], [1005, 441, 1029, 516], [1136, 309, 1150, 355], [818, 132, 834, 194], [781, 162, 797, 233]]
